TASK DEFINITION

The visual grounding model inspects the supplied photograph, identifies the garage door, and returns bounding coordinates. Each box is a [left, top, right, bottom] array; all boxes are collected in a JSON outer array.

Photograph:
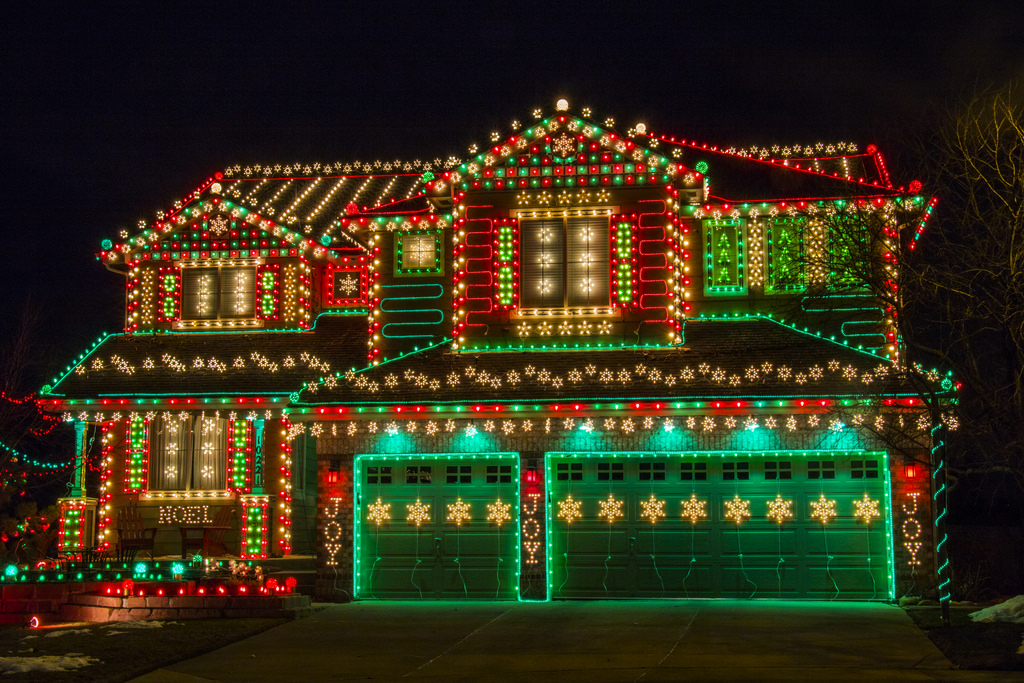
[[354, 453, 520, 600], [546, 451, 892, 600]]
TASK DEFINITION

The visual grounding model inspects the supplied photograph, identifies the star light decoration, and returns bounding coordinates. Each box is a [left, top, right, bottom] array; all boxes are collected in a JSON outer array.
[[366, 498, 390, 526], [681, 493, 708, 523], [640, 494, 666, 524], [724, 495, 751, 524], [766, 495, 794, 524], [853, 494, 881, 523], [486, 498, 512, 526], [598, 494, 624, 523], [447, 497, 472, 526], [810, 494, 837, 524], [558, 495, 583, 524], [407, 499, 430, 526]]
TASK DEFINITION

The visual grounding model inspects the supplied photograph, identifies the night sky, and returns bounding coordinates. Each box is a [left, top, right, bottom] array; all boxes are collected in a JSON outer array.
[[3, 2, 1022, 391]]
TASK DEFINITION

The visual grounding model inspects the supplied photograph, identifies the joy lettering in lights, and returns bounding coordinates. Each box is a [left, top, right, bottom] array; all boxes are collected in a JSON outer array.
[[323, 497, 345, 566], [521, 492, 542, 564], [901, 492, 923, 566]]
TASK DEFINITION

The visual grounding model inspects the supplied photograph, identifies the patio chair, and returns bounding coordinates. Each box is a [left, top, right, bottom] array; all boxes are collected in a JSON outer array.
[[116, 503, 158, 559], [180, 505, 236, 559]]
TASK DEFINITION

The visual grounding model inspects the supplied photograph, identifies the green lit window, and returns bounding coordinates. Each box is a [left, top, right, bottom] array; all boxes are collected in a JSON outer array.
[[181, 265, 255, 320], [680, 462, 707, 481], [486, 465, 512, 483], [767, 219, 805, 292], [851, 460, 879, 479], [366, 466, 392, 484], [406, 466, 432, 484], [446, 465, 472, 484], [556, 463, 582, 481], [764, 461, 792, 480], [808, 461, 835, 480], [829, 220, 868, 288], [521, 216, 609, 309], [149, 416, 227, 491], [639, 461, 666, 481], [705, 219, 745, 294], [396, 232, 441, 275], [722, 461, 749, 481], [597, 461, 624, 481]]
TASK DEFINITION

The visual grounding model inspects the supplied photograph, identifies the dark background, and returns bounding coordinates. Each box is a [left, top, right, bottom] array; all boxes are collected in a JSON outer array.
[[3, 1, 1023, 392]]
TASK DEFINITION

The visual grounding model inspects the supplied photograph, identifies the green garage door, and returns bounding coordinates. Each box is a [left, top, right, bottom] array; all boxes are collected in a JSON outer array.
[[547, 451, 893, 600], [354, 453, 520, 600]]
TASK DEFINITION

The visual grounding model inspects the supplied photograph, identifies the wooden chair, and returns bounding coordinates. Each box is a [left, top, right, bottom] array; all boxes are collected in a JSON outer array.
[[116, 503, 158, 559], [179, 505, 236, 559]]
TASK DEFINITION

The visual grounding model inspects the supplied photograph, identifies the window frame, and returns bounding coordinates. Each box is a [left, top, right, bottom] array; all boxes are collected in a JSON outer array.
[[148, 415, 229, 492], [515, 209, 616, 314], [395, 231, 442, 276], [178, 261, 260, 327]]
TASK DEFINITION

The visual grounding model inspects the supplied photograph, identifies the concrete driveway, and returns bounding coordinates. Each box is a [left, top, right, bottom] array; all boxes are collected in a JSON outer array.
[[132, 601, 1003, 681]]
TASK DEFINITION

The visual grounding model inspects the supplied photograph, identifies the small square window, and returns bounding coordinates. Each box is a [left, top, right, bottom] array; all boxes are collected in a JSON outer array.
[[397, 232, 441, 274], [764, 461, 792, 480], [597, 462, 624, 481], [681, 462, 707, 481], [808, 461, 836, 480], [446, 465, 472, 484], [486, 464, 512, 483], [723, 462, 749, 481], [851, 460, 879, 479], [639, 462, 666, 481], [557, 463, 582, 481], [406, 465, 432, 484], [366, 465, 392, 485]]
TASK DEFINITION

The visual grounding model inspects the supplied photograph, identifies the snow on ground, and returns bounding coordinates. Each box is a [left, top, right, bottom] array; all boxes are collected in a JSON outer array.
[[969, 595, 1024, 624], [104, 620, 181, 636], [0, 655, 100, 675]]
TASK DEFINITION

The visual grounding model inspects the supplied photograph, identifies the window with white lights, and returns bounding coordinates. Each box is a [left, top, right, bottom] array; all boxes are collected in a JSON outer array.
[[705, 219, 746, 294], [181, 265, 256, 320], [149, 416, 227, 491], [396, 232, 441, 275], [520, 216, 610, 309]]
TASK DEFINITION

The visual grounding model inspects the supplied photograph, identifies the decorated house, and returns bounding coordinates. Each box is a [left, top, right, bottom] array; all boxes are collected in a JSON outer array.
[[44, 100, 953, 602]]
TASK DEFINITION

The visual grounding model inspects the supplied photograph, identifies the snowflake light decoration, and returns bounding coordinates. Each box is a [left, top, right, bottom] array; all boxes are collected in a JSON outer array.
[[367, 498, 390, 526], [598, 494, 623, 523], [407, 499, 430, 526], [640, 494, 665, 524], [853, 494, 881, 523], [681, 493, 707, 523], [810, 494, 837, 524], [486, 498, 512, 526], [766, 495, 793, 524], [724, 495, 751, 524], [447, 497, 471, 526], [558, 495, 582, 524]]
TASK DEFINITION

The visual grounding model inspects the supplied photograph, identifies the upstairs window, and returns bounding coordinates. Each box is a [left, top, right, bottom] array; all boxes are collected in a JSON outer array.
[[705, 219, 745, 294], [520, 216, 609, 309], [767, 219, 805, 292], [396, 232, 442, 275], [181, 265, 255, 320]]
